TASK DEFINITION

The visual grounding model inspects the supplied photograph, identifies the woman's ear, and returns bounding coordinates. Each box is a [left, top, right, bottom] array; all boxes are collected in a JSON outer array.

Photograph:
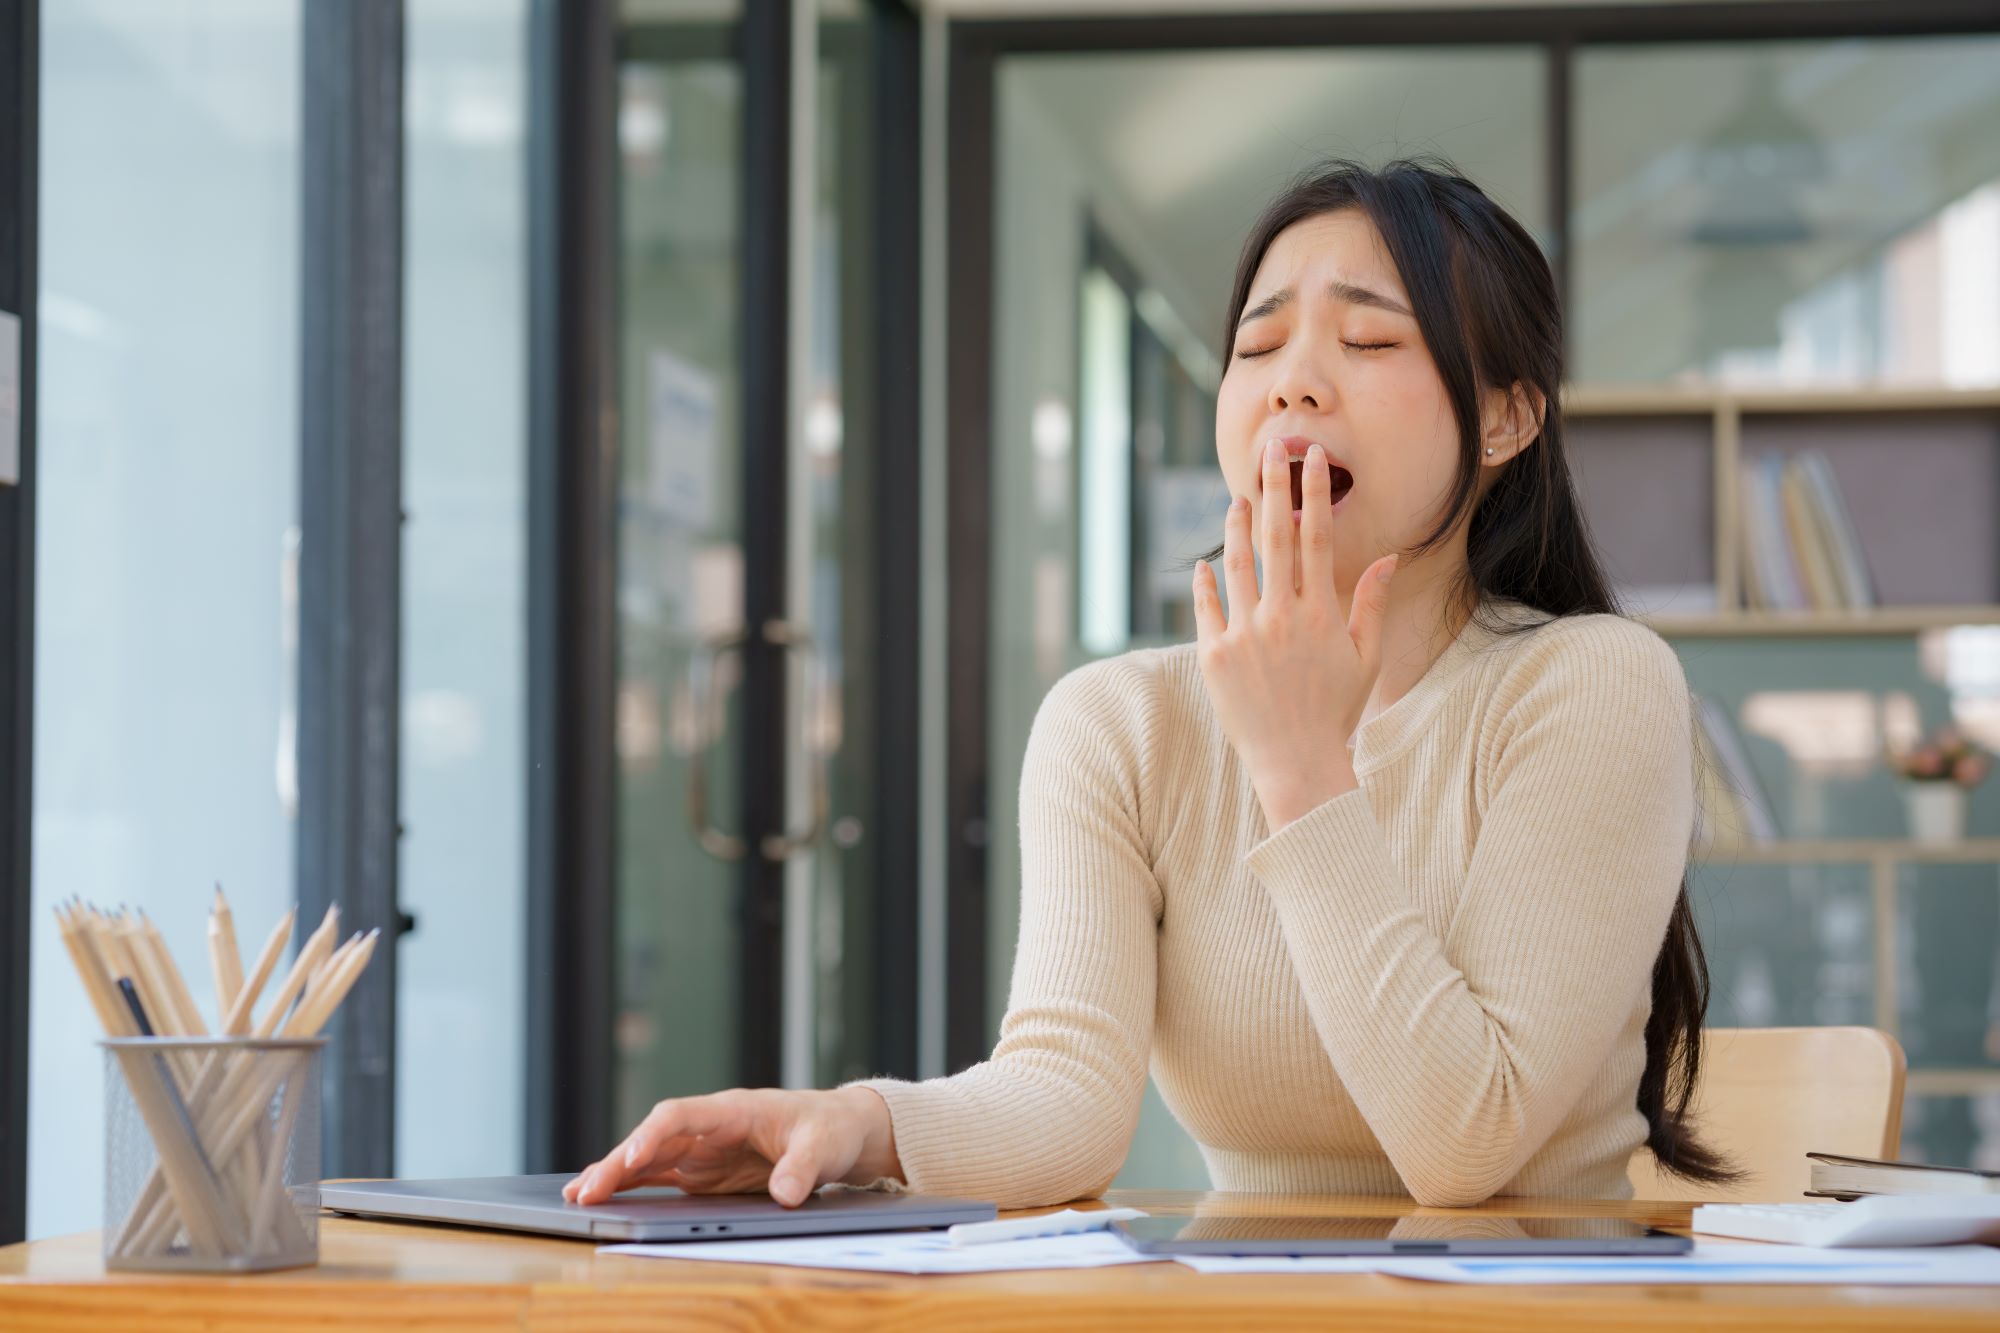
[[1480, 381, 1546, 465]]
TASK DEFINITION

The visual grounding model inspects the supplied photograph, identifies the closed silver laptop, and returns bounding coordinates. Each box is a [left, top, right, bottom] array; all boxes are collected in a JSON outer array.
[[317, 1174, 996, 1242]]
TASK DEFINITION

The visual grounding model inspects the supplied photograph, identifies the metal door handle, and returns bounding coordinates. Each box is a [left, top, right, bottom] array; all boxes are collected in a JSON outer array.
[[759, 618, 832, 862], [685, 626, 751, 861]]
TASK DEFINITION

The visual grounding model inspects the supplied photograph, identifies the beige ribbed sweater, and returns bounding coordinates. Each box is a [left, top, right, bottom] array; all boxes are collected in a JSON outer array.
[[850, 597, 1698, 1209]]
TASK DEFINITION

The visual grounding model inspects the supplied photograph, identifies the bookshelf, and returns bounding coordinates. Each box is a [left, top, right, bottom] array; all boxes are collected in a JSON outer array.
[[1564, 384, 2000, 638], [1566, 384, 2000, 1140]]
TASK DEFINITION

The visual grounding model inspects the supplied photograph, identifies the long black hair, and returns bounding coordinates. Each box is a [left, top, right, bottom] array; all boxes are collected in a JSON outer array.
[[1214, 156, 1736, 1184]]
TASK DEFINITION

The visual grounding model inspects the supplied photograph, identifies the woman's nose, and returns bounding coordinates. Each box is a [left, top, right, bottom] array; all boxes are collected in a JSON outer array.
[[1268, 353, 1331, 414]]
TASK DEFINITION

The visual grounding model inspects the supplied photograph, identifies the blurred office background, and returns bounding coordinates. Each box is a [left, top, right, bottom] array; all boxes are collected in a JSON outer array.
[[4, 0, 2000, 1243]]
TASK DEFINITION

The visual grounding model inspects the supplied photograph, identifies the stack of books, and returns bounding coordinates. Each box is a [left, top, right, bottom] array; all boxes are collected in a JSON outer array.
[[1739, 450, 1876, 612], [1691, 691, 1778, 847]]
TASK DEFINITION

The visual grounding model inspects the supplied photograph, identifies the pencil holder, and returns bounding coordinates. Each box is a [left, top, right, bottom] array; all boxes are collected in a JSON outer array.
[[101, 1037, 324, 1272]]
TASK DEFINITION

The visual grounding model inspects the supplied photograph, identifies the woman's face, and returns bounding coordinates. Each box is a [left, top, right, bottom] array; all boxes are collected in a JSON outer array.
[[1215, 208, 1467, 598]]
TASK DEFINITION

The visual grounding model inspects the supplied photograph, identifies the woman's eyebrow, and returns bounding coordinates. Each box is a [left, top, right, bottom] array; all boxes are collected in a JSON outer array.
[[1327, 279, 1413, 318], [1237, 287, 1293, 329], [1237, 280, 1413, 331]]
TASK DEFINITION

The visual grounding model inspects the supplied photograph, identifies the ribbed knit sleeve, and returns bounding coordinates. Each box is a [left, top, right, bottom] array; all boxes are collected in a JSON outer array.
[[845, 658, 1164, 1209], [1241, 619, 1696, 1207]]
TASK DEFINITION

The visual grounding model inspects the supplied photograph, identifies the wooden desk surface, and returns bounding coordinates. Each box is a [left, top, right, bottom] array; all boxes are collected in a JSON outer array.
[[3, 1190, 1997, 1331]]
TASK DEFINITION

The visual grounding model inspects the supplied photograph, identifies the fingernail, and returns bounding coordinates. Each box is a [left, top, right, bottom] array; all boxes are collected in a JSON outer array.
[[1377, 556, 1397, 583], [1306, 443, 1324, 465], [624, 1142, 639, 1169], [1265, 438, 1284, 464]]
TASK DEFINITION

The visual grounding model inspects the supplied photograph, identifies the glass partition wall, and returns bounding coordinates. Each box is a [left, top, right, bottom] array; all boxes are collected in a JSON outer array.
[[28, 0, 303, 1239], [979, 22, 2000, 1187]]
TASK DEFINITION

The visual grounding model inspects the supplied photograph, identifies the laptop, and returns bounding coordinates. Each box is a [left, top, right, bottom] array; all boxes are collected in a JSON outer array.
[[317, 1174, 996, 1242]]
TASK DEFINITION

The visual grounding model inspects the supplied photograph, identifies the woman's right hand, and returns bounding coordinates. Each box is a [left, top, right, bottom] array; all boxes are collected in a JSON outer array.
[[561, 1086, 903, 1209]]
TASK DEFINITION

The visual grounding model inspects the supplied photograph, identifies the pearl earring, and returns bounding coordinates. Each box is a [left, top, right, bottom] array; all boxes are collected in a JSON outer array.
[[1485, 447, 1496, 457]]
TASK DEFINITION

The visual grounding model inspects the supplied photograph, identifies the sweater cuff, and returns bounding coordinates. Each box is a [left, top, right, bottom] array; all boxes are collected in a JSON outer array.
[[1243, 785, 1411, 931], [839, 1076, 959, 1195]]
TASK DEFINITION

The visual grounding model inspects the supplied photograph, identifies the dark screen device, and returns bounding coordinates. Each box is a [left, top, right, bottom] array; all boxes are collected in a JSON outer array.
[[316, 1174, 996, 1242], [1113, 1213, 1693, 1257]]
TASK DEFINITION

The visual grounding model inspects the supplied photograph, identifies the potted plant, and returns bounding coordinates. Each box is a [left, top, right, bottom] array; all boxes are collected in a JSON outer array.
[[1886, 724, 1991, 845]]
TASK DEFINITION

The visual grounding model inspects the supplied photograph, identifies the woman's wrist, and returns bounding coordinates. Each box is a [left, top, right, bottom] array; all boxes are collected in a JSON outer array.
[[1254, 751, 1361, 833], [833, 1085, 904, 1186]]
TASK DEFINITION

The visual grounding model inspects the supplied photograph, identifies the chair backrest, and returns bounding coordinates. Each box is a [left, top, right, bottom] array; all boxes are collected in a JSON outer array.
[[1626, 1026, 1907, 1202]]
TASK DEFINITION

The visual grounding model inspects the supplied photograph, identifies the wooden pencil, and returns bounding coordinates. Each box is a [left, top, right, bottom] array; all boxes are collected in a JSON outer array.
[[138, 908, 209, 1040], [209, 887, 244, 1019], [255, 906, 339, 1039]]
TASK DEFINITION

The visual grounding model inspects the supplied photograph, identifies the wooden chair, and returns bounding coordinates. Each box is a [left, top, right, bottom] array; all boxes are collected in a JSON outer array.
[[1626, 1026, 1908, 1202]]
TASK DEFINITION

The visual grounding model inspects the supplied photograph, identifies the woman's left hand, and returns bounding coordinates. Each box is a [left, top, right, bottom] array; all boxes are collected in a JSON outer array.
[[1191, 439, 1398, 831]]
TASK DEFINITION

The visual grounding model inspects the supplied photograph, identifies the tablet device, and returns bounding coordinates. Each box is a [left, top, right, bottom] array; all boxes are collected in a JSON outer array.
[[317, 1174, 996, 1242], [1113, 1213, 1693, 1257]]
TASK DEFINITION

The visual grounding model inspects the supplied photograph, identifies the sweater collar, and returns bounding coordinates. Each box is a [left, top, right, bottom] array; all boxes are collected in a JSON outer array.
[[1346, 595, 1548, 777]]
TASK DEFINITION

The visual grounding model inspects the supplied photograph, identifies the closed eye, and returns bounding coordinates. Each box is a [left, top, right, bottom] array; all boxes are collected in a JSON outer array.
[[1234, 340, 1398, 360]]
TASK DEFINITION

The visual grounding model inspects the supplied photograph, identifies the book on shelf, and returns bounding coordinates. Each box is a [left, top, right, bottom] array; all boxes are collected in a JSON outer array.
[[1690, 691, 1778, 845], [1797, 451, 1876, 607], [1807, 1152, 2000, 1200], [1738, 449, 1877, 613]]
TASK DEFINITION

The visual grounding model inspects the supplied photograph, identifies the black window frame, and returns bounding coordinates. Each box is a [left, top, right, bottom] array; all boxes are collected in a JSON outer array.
[[296, 0, 408, 1184]]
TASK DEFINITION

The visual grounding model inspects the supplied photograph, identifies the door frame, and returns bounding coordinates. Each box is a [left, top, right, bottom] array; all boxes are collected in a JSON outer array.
[[525, 0, 620, 1175], [0, 0, 36, 1251], [296, 0, 408, 1183], [939, 0, 2000, 1068]]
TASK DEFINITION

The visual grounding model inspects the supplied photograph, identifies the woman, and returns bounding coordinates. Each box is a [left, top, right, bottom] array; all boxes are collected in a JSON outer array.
[[566, 157, 1735, 1213]]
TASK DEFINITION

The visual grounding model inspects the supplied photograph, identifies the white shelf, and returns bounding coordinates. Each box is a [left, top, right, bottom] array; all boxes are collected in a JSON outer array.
[[1645, 608, 2000, 638], [1693, 839, 2000, 864], [1566, 384, 2000, 416]]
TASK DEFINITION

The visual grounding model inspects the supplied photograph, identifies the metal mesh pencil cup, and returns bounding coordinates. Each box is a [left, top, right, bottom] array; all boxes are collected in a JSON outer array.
[[101, 1037, 324, 1272]]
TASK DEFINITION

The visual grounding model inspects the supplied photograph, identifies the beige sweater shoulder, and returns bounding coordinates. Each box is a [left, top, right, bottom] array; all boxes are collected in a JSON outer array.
[[851, 599, 1699, 1208]]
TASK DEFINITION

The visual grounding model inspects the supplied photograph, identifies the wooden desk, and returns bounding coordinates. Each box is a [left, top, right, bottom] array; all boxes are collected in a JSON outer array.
[[3, 1190, 1996, 1330]]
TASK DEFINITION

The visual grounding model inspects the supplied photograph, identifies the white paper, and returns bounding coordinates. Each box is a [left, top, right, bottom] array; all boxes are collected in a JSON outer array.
[[1175, 1240, 2000, 1286], [601, 1229, 1167, 1275]]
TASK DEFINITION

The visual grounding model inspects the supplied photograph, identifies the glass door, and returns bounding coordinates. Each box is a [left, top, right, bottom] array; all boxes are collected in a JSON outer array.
[[608, 0, 914, 1137], [612, 4, 752, 1127]]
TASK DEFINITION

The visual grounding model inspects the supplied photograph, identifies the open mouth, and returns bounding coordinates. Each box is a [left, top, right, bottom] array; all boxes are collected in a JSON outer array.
[[1289, 458, 1355, 513]]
